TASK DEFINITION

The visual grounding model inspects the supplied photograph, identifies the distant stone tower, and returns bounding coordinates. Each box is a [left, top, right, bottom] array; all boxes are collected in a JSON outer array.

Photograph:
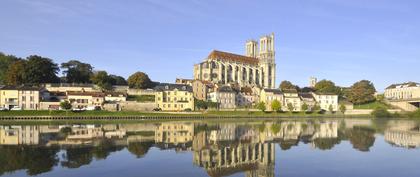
[[309, 77, 317, 88], [245, 40, 258, 58], [258, 33, 276, 88]]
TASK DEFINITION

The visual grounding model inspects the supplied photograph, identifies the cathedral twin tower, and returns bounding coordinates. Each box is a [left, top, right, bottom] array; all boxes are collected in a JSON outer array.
[[194, 33, 276, 88]]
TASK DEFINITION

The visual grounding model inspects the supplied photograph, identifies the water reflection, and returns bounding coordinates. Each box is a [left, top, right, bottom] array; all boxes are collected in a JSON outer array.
[[1, 119, 420, 176]]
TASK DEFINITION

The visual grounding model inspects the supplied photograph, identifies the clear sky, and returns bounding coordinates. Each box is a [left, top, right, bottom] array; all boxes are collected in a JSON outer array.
[[1, 0, 419, 91]]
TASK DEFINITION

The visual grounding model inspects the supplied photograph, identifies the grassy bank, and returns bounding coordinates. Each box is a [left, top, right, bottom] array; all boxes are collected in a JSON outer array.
[[0, 110, 371, 119]]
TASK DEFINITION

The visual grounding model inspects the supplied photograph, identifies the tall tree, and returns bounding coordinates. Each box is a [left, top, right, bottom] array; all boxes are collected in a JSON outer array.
[[109, 75, 127, 85], [61, 60, 93, 83], [314, 79, 341, 94], [0, 53, 19, 84], [24, 55, 60, 84], [279, 80, 298, 90], [4, 60, 26, 85], [127, 72, 154, 89], [90, 71, 113, 90], [346, 80, 376, 104], [271, 100, 281, 112]]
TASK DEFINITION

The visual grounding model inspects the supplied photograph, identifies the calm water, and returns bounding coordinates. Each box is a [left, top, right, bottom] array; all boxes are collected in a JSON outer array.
[[1, 119, 420, 177]]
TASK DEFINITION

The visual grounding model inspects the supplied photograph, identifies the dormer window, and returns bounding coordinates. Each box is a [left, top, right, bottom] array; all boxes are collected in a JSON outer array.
[[182, 86, 186, 90], [165, 85, 169, 89]]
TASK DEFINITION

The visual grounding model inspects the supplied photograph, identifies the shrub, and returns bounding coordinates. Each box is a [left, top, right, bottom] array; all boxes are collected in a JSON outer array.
[[256, 102, 266, 112], [409, 109, 420, 118], [371, 107, 392, 118]]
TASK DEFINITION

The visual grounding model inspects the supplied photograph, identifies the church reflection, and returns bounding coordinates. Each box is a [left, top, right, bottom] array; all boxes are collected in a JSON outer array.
[[1, 119, 420, 176]]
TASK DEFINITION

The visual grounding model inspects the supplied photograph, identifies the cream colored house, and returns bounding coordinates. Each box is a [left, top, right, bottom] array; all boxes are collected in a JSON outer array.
[[283, 89, 301, 111], [385, 82, 420, 100], [312, 92, 339, 111], [44, 83, 98, 92], [0, 86, 41, 110], [208, 86, 236, 109], [192, 80, 214, 101], [236, 87, 256, 107], [155, 83, 195, 111], [194, 34, 276, 89], [260, 88, 283, 111], [66, 91, 105, 108], [384, 82, 420, 111], [105, 92, 127, 102]]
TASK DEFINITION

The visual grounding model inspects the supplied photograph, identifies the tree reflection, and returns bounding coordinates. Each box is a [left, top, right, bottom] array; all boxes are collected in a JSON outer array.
[[128, 142, 153, 158], [61, 147, 94, 168], [347, 127, 376, 152], [0, 146, 59, 176]]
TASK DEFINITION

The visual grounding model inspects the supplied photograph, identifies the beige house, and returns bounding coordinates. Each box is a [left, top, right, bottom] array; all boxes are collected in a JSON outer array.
[[0, 86, 41, 110], [312, 92, 339, 111], [384, 82, 420, 111], [192, 80, 214, 101], [44, 83, 98, 92], [66, 91, 105, 108], [194, 34, 276, 89], [260, 88, 283, 111], [155, 83, 195, 111], [299, 93, 316, 111], [208, 86, 236, 109], [385, 82, 420, 100], [236, 87, 256, 107], [283, 89, 301, 111], [175, 78, 194, 86], [105, 92, 127, 102]]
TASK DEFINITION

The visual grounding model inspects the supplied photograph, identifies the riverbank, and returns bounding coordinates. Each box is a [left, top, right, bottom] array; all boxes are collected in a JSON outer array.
[[0, 110, 372, 121]]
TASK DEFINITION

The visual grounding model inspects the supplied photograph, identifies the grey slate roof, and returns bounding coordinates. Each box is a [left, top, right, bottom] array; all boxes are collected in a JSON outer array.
[[154, 83, 193, 92]]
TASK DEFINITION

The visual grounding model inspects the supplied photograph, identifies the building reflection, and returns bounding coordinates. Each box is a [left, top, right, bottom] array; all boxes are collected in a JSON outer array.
[[1, 119, 420, 176], [385, 120, 420, 148]]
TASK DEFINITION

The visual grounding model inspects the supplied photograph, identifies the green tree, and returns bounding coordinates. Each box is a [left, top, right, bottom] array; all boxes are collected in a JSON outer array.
[[371, 107, 392, 118], [256, 102, 266, 112], [287, 103, 294, 113], [279, 80, 296, 90], [127, 72, 154, 89], [301, 103, 309, 113], [90, 71, 113, 91], [313, 104, 321, 113], [109, 75, 127, 85], [61, 60, 93, 83], [24, 55, 60, 84], [346, 80, 376, 104], [60, 101, 72, 110], [314, 79, 341, 95], [329, 104, 334, 113], [339, 104, 347, 114], [4, 60, 26, 85], [271, 100, 281, 112], [0, 53, 19, 84]]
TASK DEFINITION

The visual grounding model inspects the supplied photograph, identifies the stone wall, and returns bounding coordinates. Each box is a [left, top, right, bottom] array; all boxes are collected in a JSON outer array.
[[119, 101, 157, 111]]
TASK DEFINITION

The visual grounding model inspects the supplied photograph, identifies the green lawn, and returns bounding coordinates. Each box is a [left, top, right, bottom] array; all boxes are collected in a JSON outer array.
[[0, 110, 357, 118], [353, 101, 390, 109], [126, 95, 155, 102]]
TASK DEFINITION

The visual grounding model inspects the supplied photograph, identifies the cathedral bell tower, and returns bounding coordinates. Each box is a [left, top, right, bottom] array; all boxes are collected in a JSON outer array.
[[245, 40, 258, 58], [259, 33, 276, 89]]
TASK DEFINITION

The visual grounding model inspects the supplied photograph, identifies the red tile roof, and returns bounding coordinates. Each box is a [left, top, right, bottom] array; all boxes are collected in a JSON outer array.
[[207, 50, 259, 65]]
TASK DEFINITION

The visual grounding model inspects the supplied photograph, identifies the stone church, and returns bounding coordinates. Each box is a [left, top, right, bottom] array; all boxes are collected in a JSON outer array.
[[193, 33, 276, 89]]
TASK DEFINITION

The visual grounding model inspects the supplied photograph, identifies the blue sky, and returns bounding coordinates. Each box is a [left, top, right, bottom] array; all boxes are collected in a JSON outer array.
[[1, 0, 419, 91]]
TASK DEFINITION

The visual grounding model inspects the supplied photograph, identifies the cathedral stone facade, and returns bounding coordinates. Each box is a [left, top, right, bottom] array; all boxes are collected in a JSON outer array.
[[193, 34, 276, 89]]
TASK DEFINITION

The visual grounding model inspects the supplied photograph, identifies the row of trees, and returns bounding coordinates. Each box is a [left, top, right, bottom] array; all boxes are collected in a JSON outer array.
[[279, 79, 377, 105], [256, 100, 348, 114], [0, 52, 155, 90]]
